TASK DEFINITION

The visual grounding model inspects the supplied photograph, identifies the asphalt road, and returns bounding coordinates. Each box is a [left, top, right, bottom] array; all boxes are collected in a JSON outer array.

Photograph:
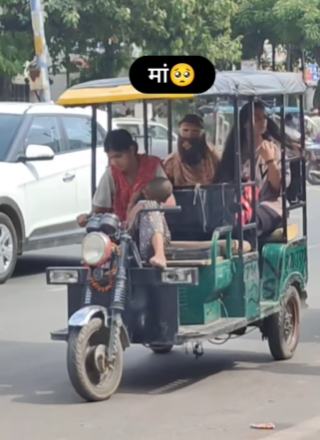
[[1, 187, 320, 440]]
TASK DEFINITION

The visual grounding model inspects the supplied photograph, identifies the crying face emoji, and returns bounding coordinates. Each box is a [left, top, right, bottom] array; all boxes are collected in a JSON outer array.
[[170, 63, 195, 87]]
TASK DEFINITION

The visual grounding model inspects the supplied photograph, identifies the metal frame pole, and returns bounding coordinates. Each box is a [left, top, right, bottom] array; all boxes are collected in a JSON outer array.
[[233, 97, 243, 255], [91, 106, 97, 198], [279, 96, 288, 242]]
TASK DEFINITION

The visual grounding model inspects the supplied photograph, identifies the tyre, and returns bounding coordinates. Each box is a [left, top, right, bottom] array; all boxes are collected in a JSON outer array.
[[0, 212, 18, 284], [150, 344, 173, 354], [306, 161, 320, 185], [266, 285, 300, 361], [67, 318, 123, 402]]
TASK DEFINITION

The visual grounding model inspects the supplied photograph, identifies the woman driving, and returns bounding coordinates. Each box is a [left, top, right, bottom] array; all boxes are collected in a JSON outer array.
[[77, 129, 175, 268]]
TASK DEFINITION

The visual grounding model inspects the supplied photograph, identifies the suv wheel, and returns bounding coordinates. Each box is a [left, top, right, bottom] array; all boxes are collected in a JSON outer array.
[[0, 212, 18, 284]]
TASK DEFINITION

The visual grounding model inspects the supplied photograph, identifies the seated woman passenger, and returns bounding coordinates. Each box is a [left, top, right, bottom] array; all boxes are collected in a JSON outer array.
[[77, 129, 175, 268], [164, 114, 220, 185], [213, 102, 294, 238]]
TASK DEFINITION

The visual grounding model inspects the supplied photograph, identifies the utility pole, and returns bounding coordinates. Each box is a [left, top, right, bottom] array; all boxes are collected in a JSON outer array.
[[29, 0, 51, 102]]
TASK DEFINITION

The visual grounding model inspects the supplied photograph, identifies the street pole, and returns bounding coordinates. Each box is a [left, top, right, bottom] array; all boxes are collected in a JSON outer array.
[[29, 0, 51, 102]]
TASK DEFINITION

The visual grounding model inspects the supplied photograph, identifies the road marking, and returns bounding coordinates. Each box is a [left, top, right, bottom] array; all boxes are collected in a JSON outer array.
[[265, 416, 320, 439]]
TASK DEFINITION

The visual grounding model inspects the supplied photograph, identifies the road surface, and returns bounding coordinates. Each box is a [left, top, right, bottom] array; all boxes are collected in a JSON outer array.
[[1, 187, 320, 440]]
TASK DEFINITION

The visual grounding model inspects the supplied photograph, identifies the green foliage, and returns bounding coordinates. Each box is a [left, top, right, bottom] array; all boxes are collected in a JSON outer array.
[[42, 0, 242, 80], [234, 0, 320, 67], [273, 0, 320, 48], [233, 0, 278, 62], [2, 0, 320, 85], [0, 0, 33, 77]]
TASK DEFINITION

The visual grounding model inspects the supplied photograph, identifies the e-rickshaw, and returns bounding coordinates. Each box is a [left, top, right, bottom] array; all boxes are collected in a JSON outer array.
[[47, 71, 308, 402]]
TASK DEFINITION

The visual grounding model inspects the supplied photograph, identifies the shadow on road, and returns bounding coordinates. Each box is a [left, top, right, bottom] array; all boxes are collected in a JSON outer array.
[[13, 254, 81, 279], [1, 340, 319, 406]]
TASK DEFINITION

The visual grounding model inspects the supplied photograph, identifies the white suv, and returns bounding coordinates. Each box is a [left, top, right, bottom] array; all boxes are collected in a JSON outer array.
[[0, 103, 175, 283], [0, 103, 112, 283]]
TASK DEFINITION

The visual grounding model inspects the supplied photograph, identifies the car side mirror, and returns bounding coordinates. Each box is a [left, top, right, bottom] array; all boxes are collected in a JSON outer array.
[[18, 144, 55, 162]]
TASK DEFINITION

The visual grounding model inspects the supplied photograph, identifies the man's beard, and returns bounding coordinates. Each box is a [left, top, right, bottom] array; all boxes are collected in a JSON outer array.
[[178, 136, 207, 165]]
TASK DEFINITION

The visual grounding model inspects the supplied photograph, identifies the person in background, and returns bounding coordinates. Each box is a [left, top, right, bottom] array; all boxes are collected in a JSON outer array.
[[77, 129, 175, 268], [285, 113, 300, 131], [310, 107, 319, 117], [308, 107, 320, 140], [164, 114, 220, 185]]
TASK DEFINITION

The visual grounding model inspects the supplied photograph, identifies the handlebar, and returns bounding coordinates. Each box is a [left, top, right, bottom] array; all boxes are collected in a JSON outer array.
[[126, 205, 182, 232], [138, 206, 182, 214], [82, 206, 182, 233]]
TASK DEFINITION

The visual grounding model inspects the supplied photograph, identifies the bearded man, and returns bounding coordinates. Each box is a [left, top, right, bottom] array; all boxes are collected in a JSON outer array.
[[164, 114, 219, 185]]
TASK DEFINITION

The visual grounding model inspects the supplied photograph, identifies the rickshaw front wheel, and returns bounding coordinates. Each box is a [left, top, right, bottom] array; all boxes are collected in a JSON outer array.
[[67, 317, 123, 402], [149, 344, 173, 354], [266, 286, 300, 361]]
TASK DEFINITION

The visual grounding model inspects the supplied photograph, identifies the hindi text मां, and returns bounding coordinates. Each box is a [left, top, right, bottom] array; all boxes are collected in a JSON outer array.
[[148, 64, 169, 83]]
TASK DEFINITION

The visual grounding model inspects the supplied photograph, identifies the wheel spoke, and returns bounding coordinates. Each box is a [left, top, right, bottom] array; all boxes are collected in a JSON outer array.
[[0, 229, 10, 246], [2, 245, 13, 261], [0, 255, 6, 274]]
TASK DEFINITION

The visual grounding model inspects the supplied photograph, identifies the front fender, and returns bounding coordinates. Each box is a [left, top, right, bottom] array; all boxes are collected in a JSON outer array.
[[68, 305, 108, 327]]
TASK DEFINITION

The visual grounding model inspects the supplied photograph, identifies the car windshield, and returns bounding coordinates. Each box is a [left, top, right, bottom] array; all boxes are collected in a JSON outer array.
[[0, 114, 23, 161]]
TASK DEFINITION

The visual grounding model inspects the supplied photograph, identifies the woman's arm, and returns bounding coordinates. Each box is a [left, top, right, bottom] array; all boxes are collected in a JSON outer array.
[[259, 141, 281, 191], [154, 162, 176, 206], [266, 160, 281, 191], [77, 169, 114, 226], [92, 168, 114, 210]]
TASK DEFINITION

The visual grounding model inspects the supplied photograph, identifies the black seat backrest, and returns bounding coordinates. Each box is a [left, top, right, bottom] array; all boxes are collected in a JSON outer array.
[[287, 160, 303, 205], [166, 184, 237, 241]]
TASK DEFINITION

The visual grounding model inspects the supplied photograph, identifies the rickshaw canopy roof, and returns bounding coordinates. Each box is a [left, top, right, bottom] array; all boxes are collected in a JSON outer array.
[[57, 71, 307, 106], [203, 71, 307, 97], [57, 77, 193, 106]]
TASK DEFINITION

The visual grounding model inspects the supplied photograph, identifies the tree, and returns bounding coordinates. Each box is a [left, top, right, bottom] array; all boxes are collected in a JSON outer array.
[[42, 0, 242, 81], [0, 0, 33, 77], [0, 0, 33, 98], [272, 0, 320, 64], [134, 0, 242, 67], [232, 0, 279, 67]]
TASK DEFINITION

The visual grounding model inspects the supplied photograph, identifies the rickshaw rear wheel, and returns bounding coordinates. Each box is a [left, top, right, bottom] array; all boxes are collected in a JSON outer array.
[[266, 285, 300, 361], [67, 317, 123, 402], [149, 344, 173, 354]]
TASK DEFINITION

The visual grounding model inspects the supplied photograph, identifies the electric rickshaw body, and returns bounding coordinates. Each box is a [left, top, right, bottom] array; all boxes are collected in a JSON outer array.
[[47, 71, 308, 402]]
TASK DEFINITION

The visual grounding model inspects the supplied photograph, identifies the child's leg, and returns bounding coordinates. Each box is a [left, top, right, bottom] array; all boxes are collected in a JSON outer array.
[[138, 201, 171, 268]]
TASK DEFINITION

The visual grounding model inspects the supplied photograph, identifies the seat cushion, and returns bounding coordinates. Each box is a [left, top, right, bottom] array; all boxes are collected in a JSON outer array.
[[218, 239, 252, 256], [166, 241, 211, 260], [166, 239, 252, 260], [265, 224, 298, 243]]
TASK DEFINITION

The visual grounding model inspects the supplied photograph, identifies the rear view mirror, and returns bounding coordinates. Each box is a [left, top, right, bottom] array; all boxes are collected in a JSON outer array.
[[18, 144, 55, 162]]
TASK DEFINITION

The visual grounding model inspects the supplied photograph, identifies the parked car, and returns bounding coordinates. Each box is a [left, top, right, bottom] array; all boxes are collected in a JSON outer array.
[[0, 103, 175, 283], [112, 117, 177, 158]]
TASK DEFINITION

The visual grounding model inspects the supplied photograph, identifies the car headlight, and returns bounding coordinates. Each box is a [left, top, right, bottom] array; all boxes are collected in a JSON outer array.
[[82, 232, 112, 266]]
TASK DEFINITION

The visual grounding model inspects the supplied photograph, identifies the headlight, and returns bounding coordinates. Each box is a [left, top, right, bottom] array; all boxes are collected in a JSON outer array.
[[82, 232, 112, 266], [48, 269, 79, 284]]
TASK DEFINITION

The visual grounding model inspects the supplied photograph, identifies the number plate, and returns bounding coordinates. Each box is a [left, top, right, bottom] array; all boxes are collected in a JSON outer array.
[[161, 268, 199, 285]]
